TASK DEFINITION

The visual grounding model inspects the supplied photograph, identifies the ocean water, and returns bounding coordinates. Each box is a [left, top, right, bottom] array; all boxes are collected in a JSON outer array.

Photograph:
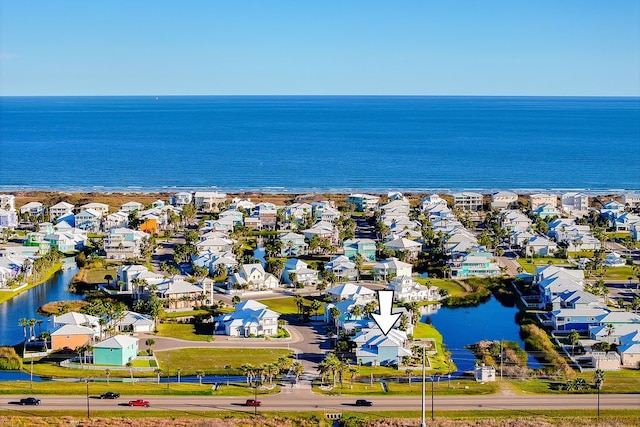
[[1, 96, 638, 193]]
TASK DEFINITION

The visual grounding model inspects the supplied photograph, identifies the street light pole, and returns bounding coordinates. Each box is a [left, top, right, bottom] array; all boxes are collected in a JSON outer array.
[[85, 378, 90, 419], [421, 346, 425, 427]]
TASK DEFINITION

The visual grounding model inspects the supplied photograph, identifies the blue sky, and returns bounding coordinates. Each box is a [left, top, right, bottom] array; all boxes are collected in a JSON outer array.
[[1, 1, 639, 96]]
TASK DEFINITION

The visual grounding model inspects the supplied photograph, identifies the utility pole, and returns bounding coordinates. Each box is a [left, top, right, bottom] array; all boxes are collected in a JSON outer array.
[[85, 378, 90, 419], [421, 345, 425, 427], [499, 340, 503, 381]]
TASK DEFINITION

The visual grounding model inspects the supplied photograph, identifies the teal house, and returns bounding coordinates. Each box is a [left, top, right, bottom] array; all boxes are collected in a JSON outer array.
[[343, 238, 377, 261], [93, 335, 139, 366]]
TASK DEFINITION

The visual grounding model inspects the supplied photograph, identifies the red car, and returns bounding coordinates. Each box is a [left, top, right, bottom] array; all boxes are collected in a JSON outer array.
[[128, 399, 150, 407], [245, 399, 261, 407]]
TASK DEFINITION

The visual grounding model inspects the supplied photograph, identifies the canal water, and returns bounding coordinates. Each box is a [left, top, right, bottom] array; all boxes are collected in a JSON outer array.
[[422, 296, 542, 373], [0, 261, 83, 347]]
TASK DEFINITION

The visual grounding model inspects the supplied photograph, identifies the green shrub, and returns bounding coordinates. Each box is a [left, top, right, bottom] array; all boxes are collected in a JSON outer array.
[[0, 347, 23, 370]]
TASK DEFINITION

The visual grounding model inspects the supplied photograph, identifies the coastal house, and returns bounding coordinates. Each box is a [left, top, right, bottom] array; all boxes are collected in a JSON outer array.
[[120, 201, 144, 213], [170, 192, 193, 207], [93, 335, 139, 366], [228, 263, 280, 291], [151, 275, 214, 311], [50, 325, 95, 351], [500, 210, 532, 232], [604, 252, 626, 267], [196, 232, 235, 255], [117, 311, 155, 333], [380, 198, 410, 216], [49, 202, 74, 221], [551, 290, 602, 311], [52, 312, 100, 332], [529, 193, 557, 210], [491, 191, 518, 209], [613, 212, 640, 232], [279, 232, 308, 256], [0, 209, 18, 229], [443, 228, 478, 255], [19, 201, 46, 217], [383, 237, 422, 260], [343, 238, 376, 261], [282, 202, 312, 225], [253, 202, 277, 228], [0, 195, 16, 211], [216, 300, 280, 337], [561, 192, 589, 214], [103, 211, 129, 230], [230, 197, 255, 211], [388, 275, 440, 302], [589, 324, 640, 346], [372, 257, 413, 281], [617, 330, 640, 367], [282, 259, 318, 286], [116, 264, 164, 293], [104, 228, 149, 260], [420, 194, 448, 213], [536, 266, 585, 305], [525, 236, 558, 257], [324, 255, 358, 281], [623, 193, 640, 208], [194, 191, 227, 212], [352, 328, 412, 366], [450, 251, 500, 279], [346, 193, 380, 212], [551, 308, 610, 332], [531, 204, 561, 220], [44, 226, 88, 253], [75, 209, 102, 232], [302, 220, 337, 245], [452, 192, 483, 211], [326, 283, 375, 302], [80, 202, 109, 216]]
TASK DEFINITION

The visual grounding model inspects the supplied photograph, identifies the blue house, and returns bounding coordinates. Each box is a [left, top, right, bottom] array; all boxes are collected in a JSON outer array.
[[343, 238, 376, 261], [352, 328, 412, 366], [93, 335, 139, 366]]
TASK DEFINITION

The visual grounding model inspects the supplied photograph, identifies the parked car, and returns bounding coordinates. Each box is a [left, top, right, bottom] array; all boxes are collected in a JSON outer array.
[[128, 399, 150, 407], [100, 392, 120, 399], [355, 399, 373, 407], [245, 399, 262, 407], [19, 397, 41, 406]]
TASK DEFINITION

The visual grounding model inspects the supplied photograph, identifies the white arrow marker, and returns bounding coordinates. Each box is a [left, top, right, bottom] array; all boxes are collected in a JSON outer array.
[[371, 290, 401, 336]]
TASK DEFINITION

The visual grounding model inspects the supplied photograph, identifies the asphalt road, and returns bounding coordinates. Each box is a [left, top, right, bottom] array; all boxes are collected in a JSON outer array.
[[2, 393, 638, 413]]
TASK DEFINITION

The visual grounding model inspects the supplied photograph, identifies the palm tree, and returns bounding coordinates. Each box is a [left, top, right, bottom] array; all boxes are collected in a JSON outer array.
[[241, 363, 255, 386], [224, 364, 232, 386], [329, 307, 341, 333], [568, 330, 580, 356], [349, 304, 363, 320], [605, 323, 615, 339], [311, 299, 322, 321], [196, 370, 204, 385], [406, 369, 414, 387], [105, 368, 111, 385], [145, 338, 155, 355], [18, 318, 29, 342], [104, 274, 113, 287], [291, 361, 304, 384], [155, 368, 162, 385]]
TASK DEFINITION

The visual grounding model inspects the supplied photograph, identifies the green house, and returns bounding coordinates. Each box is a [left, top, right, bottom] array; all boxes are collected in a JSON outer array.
[[93, 335, 139, 366], [343, 238, 377, 261]]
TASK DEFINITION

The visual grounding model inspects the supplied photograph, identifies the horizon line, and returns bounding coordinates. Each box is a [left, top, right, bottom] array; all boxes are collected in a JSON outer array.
[[1, 94, 639, 99]]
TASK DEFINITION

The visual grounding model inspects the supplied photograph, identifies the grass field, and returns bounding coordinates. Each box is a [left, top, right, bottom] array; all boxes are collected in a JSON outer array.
[[258, 296, 325, 316], [314, 377, 499, 396], [415, 278, 466, 296], [154, 348, 293, 375], [0, 379, 278, 396], [154, 323, 214, 341]]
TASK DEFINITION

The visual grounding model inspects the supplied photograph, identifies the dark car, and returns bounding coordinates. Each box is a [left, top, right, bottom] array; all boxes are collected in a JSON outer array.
[[19, 397, 41, 406], [100, 391, 120, 399], [245, 399, 262, 407], [355, 399, 373, 407], [128, 399, 150, 407]]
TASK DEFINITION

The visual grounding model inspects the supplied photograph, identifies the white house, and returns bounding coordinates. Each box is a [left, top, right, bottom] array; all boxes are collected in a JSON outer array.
[[229, 263, 280, 291], [491, 191, 518, 209], [49, 202, 74, 221], [282, 259, 318, 286], [120, 201, 144, 213], [529, 193, 557, 209], [20, 201, 45, 217], [216, 300, 280, 337], [388, 276, 440, 302], [452, 192, 483, 211], [372, 257, 412, 281], [194, 191, 227, 212], [561, 192, 589, 214]]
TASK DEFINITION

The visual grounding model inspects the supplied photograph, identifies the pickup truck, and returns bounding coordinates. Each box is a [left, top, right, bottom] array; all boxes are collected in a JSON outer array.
[[128, 399, 150, 407]]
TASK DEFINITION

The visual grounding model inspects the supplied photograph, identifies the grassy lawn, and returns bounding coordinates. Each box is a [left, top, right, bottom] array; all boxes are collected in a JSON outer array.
[[314, 377, 499, 396], [154, 323, 214, 341], [28, 361, 156, 379], [503, 369, 640, 394], [0, 380, 279, 397], [84, 268, 118, 284], [415, 278, 465, 296], [258, 296, 325, 316], [0, 263, 62, 305], [517, 258, 573, 274], [160, 309, 211, 320], [154, 348, 293, 375]]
